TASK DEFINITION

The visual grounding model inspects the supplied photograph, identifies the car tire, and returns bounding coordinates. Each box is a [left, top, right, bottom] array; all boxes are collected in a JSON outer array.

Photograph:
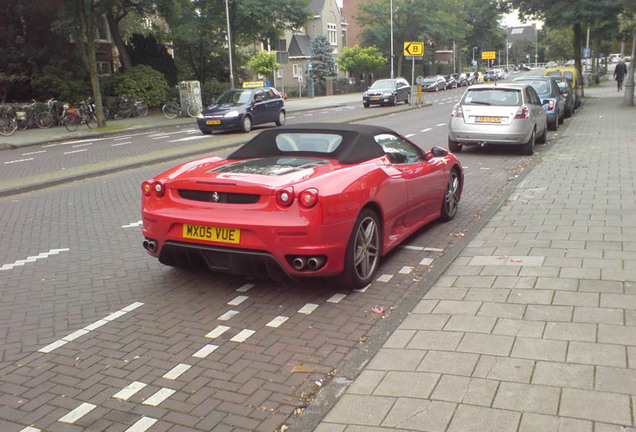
[[363, 102, 370, 108], [448, 137, 462, 153], [536, 123, 547, 144], [548, 119, 557, 131], [558, 111, 564, 124], [405, 93, 411, 105], [440, 169, 460, 222], [240, 115, 252, 132], [520, 129, 535, 155], [392, 94, 398, 106], [341, 208, 381, 289], [275, 110, 286, 126]]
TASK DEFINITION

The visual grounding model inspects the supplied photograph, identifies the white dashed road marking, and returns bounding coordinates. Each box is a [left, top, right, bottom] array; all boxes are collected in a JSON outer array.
[[298, 303, 319, 314], [228, 295, 248, 306], [63, 149, 87, 155], [230, 329, 255, 342], [38, 302, 143, 353], [113, 381, 147, 401], [192, 344, 219, 359], [327, 293, 346, 303], [206, 325, 230, 339], [218, 310, 239, 321], [4, 158, 34, 164], [122, 220, 142, 228], [266, 316, 289, 328], [142, 388, 176, 406], [1, 248, 70, 271]]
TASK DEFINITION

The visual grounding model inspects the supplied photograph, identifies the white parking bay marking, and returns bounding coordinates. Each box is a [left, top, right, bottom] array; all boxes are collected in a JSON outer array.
[[436, 123, 447, 127], [111, 141, 131, 147], [19, 427, 41, 432], [122, 220, 142, 228], [236, 283, 254, 292], [4, 158, 34, 164], [420, 258, 434, 266], [405, 134, 415, 138], [142, 388, 176, 406], [206, 325, 230, 338], [217, 310, 239, 321], [399, 266, 413, 274], [420, 128, 432, 133], [72, 142, 93, 148], [163, 363, 191, 380], [230, 329, 255, 342], [124, 417, 157, 432], [192, 344, 219, 359], [327, 294, 346, 303], [39, 302, 144, 353], [58, 402, 96, 423], [298, 303, 319, 315], [376, 274, 393, 283], [228, 295, 248, 306], [21, 150, 46, 155], [113, 381, 147, 400], [1, 248, 70, 271], [266, 316, 289, 328]]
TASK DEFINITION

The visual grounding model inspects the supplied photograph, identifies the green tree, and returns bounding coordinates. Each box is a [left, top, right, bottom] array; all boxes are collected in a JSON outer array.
[[544, 27, 573, 61], [127, 33, 178, 86], [247, 50, 280, 82], [310, 35, 336, 95], [338, 45, 386, 84]]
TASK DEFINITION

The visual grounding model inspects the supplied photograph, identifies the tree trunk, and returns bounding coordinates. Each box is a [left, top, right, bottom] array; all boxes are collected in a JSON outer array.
[[573, 23, 584, 98], [77, 1, 106, 127], [106, 10, 132, 71]]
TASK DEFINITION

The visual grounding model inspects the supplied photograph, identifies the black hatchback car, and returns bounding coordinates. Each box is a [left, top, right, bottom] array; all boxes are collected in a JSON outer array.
[[362, 78, 411, 107], [197, 87, 286, 133]]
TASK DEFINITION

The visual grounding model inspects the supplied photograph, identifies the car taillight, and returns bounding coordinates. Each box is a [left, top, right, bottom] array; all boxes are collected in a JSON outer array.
[[514, 105, 529, 119], [451, 104, 463, 117], [276, 187, 294, 207], [547, 100, 555, 110], [299, 188, 319, 208], [142, 180, 166, 197]]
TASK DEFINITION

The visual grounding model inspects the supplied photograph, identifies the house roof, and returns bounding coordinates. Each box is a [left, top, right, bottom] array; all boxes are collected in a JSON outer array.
[[288, 34, 312, 57], [507, 25, 537, 43], [308, 0, 326, 15]]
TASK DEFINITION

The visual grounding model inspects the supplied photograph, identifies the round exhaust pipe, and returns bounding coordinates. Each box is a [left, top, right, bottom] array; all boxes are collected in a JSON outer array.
[[307, 256, 326, 270], [292, 257, 306, 270], [143, 239, 158, 253]]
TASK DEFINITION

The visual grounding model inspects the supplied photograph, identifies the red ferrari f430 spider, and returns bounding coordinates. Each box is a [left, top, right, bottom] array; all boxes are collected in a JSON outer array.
[[141, 123, 463, 288]]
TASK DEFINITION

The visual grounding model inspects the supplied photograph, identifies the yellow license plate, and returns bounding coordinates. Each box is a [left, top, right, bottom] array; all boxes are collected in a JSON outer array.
[[206, 120, 221, 125], [370, 97, 380, 101], [183, 224, 240, 244], [476, 116, 501, 123]]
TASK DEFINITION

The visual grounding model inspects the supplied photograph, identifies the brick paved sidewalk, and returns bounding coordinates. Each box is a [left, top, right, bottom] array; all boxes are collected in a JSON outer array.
[[290, 79, 636, 432]]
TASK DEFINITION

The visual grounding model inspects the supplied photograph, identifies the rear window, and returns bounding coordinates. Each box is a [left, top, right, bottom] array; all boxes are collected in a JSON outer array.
[[563, 72, 574, 81], [462, 89, 521, 106], [275, 133, 343, 153], [545, 71, 562, 77]]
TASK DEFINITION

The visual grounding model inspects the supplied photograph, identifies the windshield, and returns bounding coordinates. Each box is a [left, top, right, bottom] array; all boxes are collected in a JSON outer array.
[[422, 77, 437, 84], [463, 89, 521, 106], [370, 79, 396, 89], [216, 89, 252, 104]]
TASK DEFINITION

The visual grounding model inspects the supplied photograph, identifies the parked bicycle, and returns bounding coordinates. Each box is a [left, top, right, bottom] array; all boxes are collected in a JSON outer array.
[[36, 98, 63, 128], [162, 99, 198, 119], [15, 100, 48, 130], [0, 104, 18, 136], [64, 99, 98, 132]]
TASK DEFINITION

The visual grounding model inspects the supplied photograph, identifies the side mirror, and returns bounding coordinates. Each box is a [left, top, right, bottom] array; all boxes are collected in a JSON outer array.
[[431, 146, 448, 157]]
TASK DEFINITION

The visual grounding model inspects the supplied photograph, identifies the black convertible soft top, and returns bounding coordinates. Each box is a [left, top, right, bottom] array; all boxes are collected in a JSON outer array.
[[227, 123, 395, 164]]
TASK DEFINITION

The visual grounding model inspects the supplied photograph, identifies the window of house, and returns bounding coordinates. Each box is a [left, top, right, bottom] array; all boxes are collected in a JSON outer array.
[[327, 24, 337, 46], [293, 64, 300, 77]]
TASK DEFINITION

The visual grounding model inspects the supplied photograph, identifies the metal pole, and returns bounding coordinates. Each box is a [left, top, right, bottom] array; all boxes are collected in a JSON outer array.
[[225, 0, 235, 89], [390, 0, 394, 79]]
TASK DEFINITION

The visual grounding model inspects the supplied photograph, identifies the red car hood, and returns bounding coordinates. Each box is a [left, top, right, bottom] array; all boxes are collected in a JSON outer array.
[[162, 156, 341, 193]]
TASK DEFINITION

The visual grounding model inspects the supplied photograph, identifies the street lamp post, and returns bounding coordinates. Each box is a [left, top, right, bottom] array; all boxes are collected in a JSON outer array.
[[472, 47, 477, 70], [225, 0, 235, 89], [390, 0, 394, 79]]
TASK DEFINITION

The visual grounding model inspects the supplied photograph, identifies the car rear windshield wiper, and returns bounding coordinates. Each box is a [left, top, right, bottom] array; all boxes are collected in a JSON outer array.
[[468, 101, 491, 105]]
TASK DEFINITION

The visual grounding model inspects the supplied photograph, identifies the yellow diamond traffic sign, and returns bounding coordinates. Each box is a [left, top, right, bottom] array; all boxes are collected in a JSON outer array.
[[404, 42, 424, 57]]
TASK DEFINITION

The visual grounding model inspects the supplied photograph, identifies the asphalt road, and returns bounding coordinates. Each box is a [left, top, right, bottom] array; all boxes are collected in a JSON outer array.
[[0, 80, 565, 432]]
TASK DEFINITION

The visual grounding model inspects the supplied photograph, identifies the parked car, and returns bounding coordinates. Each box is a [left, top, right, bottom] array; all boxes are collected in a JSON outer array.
[[552, 76, 575, 117], [544, 66, 582, 109], [444, 75, 458, 89], [362, 78, 411, 107], [454, 73, 469, 87], [197, 86, 285, 133], [544, 61, 558, 68], [513, 76, 565, 130], [448, 83, 548, 155], [421, 75, 447, 92], [141, 123, 463, 288]]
